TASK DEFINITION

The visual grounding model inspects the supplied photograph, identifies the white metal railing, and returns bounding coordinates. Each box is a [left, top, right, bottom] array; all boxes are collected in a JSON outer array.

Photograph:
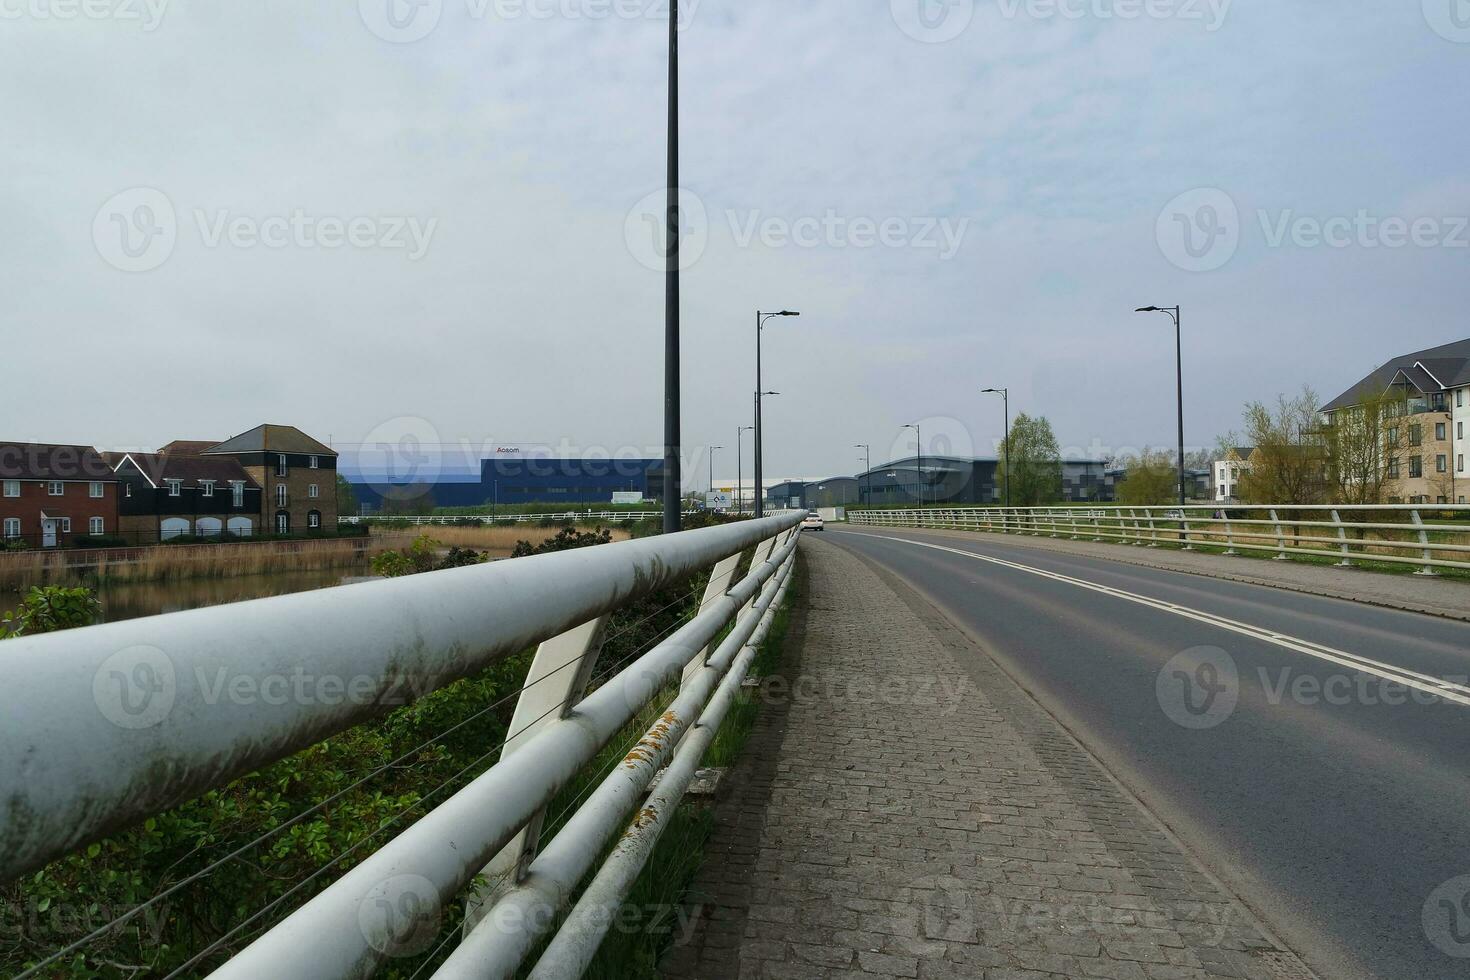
[[340, 511, 671, 526], [849, 504, 1470, 576], [1, 511, 804, 978]]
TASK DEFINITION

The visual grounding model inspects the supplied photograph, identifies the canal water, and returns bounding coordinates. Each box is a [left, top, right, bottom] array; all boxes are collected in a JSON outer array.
[[1, 564, 376, 625]]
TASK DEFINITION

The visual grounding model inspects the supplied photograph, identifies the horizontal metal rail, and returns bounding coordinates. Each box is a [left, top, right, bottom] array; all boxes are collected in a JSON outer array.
[[849, 504, 1470, 576], [0, 512, 802, 885]]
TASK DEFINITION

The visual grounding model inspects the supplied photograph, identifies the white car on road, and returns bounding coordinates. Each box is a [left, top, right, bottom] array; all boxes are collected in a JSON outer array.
[[802, 512, 825, 531]]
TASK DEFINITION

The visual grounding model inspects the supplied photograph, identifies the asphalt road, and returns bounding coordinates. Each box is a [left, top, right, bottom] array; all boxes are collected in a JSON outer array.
[[826, 524, 1470, 980]]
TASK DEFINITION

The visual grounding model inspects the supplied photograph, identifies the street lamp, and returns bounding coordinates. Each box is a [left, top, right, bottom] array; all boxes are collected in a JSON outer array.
[[854, 444, 871, 505], [707, 446, 723, 505], [755, 310, 800, 518], [1135, 306, 1187, 511], [736, 426, 753, 515], [982, 388, 1010, 508], [903, 423, 922, 507], [662, 0, 682, 535]]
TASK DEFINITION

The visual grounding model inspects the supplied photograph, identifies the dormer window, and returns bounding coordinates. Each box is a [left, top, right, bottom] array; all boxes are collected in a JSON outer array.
[[200, 480, 215, 497], [167, 479, 182, 497]]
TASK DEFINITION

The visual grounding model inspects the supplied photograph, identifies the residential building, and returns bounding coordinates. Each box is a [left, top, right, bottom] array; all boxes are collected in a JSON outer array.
[[1214, 447, 1256, 503], [1322, 338, 1468, 504], [0, 442, 120, 547], [106, 452, 263, 542], [201, 425, 339, 534]]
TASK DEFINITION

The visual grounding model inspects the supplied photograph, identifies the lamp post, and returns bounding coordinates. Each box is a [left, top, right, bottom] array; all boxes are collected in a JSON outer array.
[[736, 426, 753, 515], [1135, 306, 1187, 511], [982, 388, 1010, 507], [661, 0, 681, 535], [903, 423, 922, 507], [854, 444, 871, 505], [755, 310, 800, 518], [708, 446, 722, 508]]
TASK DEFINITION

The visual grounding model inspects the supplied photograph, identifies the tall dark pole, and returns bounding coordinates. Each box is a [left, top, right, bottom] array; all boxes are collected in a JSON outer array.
[[983, 388, 1010, 507], [755, 312, 763, 519], [737, 426, 752, 515], [708, 446, 721, 504], [661, 0, 681, 534], [1136, 306, 1186, 509]]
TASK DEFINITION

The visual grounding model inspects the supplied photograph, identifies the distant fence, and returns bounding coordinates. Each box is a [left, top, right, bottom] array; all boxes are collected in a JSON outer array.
[[340, 511, 673, 527], [850, 504, 1470, 576]]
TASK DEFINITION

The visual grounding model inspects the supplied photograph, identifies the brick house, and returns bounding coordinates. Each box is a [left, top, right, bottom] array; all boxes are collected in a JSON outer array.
[[200, 425, 339, 535], [106, 452, 264, 543], [0, 442, 120, 548]]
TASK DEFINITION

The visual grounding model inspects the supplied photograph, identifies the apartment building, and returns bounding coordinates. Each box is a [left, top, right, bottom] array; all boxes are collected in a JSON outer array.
[[201, 424, 338, 534], [0, 442, 120, 547], [1213, 447, 1255, 503], [107, 452, 263, 542], [1322, 338, 1469, 504]]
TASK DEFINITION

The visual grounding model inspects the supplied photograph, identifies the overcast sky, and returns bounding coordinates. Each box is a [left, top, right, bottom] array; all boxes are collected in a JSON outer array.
[[3, 0, 1467, 484]]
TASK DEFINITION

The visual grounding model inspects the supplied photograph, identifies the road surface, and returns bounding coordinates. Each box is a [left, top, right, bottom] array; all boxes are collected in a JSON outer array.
[[827, 524, 1470, 980]]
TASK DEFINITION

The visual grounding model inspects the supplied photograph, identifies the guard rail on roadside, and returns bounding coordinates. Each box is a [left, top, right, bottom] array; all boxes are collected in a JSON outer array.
[[849, 504, 1470, 576], [1, 511, 804, 978]]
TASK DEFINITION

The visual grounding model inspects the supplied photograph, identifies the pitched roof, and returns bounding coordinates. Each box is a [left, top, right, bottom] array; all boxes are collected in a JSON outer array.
[[203, 424, 336, 457], [158, 440, 220, 456], [108, 452, 260, 489], [0, 442, 116, 481], [1323, 337, 1470, 412]]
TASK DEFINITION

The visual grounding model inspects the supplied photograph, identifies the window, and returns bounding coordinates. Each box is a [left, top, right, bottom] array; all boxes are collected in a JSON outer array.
[[1460, 389, 1466, 408], [1410, 456, 1423, 478], [1386, 428, 1400, 448], [1437, 454, 1448, 473], [276, 484, 287, 506], [1437, 423, 1447, 441], [2, 480, 17, 497], [1410, 424, 1422, 447], [308, 510, 321, 529], [276, 512, 289, 534], [90, 516, 104, 534], [231, 481, 245, 507], [1460, 422, 1465, 440], [89, 481, 104, 498], [309, 455, 319, 469], [167, 479, 182, 497], [277, 454, 288, 477], [60, 517, 71, 533], [3, 518, 19, 539], [1387, 459, 1400, 479], [47, 481, 63, 496], [200, 480, 215, 497], [1461, 455, 1466, 474], [308, 484, 319, 499]]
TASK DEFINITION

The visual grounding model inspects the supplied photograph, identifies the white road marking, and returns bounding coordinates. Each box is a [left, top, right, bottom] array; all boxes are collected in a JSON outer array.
[[871, 534, 1470, 708]]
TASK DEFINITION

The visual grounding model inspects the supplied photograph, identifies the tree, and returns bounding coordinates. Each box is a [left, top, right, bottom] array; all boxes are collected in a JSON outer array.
[[1322, 388, 1405, 506], [337, 474, 359, 516], [1228, 387, 1327, 505], [998, 413, 1062, 506], [1116, 449, 1177, 506]]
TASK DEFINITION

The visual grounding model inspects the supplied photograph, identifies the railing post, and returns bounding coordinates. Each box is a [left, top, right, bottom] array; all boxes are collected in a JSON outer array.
[[463, 614, 609, 931], [1222, 510, 1237, 556], [1179, 508, 1194, 550], [1093, 513, 1102, 542], [1270, 508, 1289, 560], [1411, 509, 1439, 577], [680, 551, 744, 686], [1145, 508, 1160, 547], [1331, 509, 1353, 567]]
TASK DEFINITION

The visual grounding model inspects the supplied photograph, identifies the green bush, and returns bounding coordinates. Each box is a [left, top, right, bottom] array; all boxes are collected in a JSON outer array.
[[1, 585, 101, 637]]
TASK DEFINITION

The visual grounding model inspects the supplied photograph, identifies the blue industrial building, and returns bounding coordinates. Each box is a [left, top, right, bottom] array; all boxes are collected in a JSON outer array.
[[348, 456, 664, 513]]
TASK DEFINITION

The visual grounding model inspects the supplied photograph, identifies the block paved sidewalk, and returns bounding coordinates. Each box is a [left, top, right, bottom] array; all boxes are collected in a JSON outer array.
[[660, 535, 1316, 980]]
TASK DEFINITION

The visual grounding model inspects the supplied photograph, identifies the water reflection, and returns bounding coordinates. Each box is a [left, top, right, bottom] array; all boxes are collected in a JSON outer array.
[[1, 565, 376, 624]]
